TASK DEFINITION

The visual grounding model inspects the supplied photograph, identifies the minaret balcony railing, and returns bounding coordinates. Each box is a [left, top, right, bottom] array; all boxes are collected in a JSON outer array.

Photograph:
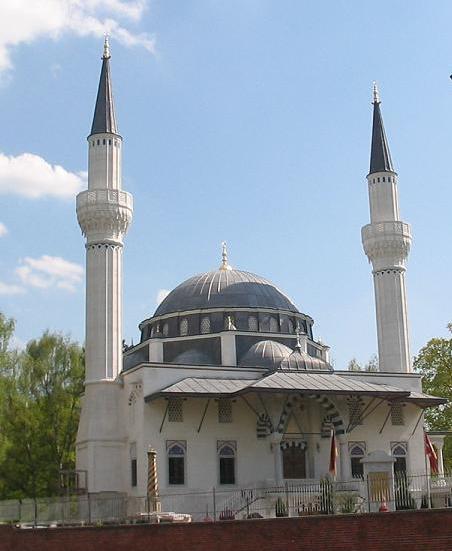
[[361, 221, 411, 243], [76, 189, 133, 211]]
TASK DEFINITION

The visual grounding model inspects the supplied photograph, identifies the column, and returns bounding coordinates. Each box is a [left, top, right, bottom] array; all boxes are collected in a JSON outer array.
[[338, 435, 351, 482], [270, 432, 283, 484]]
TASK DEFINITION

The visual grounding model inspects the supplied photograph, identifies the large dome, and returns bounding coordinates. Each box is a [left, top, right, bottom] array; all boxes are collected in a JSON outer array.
[[154, 268, 299, 317]]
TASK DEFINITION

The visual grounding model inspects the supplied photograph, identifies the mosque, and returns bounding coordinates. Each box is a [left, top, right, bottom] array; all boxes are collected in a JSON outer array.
[[75, 40, 446, 512]]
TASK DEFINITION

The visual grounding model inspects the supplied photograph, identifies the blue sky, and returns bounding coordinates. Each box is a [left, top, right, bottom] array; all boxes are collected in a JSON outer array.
[[0, 1, 451, 369]]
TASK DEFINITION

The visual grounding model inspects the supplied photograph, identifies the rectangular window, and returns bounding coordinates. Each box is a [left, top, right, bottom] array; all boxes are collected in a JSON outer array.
[[218, 399, 232, 423], [390, 403, 405, 426], [131, 458, 137, 487], [168, 398, 183, 422], [219, 457, 235, 484], [168, 457, 185, 485], [351, 457, 364, 478]]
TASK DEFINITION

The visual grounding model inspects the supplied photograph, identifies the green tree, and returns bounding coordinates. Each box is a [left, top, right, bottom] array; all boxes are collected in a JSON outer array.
[[0, 320, 84, 499], [414, 324, 452, 470], [347, 354, 379, 372]]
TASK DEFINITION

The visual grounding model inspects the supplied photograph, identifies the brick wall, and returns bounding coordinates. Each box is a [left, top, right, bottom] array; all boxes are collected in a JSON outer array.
[[1, 509, 452, 551]]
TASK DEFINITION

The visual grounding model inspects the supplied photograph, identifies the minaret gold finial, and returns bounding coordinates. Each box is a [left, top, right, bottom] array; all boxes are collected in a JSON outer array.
[[103, 34, 111, 59], [219, 241, 232, 271], [372, 81, 380, 104]]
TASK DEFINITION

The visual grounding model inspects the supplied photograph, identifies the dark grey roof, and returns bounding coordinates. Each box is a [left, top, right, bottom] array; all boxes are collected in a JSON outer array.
[[145, 373, 411, 401], [154, 269, 299, 317], [90, 52, 118, 135], [369, 99, 394, 174]]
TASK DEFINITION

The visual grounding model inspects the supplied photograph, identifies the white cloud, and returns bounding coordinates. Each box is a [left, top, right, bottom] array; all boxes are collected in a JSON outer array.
[[0, 152, 86, 199], [16, 255, 84, 292], [0, 0, 155, 74], [0, 281, 25, 295], [0, 222, 7, 236], [156, 288, 170, 305]]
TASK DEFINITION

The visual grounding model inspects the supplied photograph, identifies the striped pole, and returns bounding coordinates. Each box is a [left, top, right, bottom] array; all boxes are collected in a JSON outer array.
[[147, 448, 161, 512]]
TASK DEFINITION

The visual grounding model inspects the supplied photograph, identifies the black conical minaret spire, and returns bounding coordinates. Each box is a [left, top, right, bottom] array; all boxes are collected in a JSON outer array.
[[90, 37, 118, 136], [369, 83, 394, 174]]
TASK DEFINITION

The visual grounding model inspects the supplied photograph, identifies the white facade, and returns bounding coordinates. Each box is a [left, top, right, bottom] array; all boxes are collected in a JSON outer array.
[[75, 53, 443, 508]]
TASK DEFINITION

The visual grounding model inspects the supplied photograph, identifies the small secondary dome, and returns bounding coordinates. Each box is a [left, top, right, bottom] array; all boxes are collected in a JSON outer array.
[[240, 340, 294, 370], [154, 269, 299, 317]]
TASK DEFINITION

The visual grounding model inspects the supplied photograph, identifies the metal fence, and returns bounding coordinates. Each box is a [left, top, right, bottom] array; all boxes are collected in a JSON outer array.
[[0, 472, 450, 526]]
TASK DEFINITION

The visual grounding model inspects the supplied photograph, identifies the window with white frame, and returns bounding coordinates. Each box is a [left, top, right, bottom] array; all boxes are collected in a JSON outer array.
[[218, 441, 236, 485], [168, 398, 183, 422], [349, 442, 366, 478], [218, 399, 232, 423], [200, 316, 211, 334], [167, 441, 186, 485], [390, 403, 405, 426], [179, 318, 189, 336], [391, 442, 407, 474]]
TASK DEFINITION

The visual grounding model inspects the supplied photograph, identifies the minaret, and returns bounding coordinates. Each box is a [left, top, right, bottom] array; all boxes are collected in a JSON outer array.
[[361, 83, 412, 373], [75, 38, 133, 492]]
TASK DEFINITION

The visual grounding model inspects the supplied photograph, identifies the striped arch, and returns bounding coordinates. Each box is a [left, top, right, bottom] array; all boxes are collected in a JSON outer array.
[[310, 394, 346, 436], [276, 395, 301, 434], [256, 413, 273, 439]]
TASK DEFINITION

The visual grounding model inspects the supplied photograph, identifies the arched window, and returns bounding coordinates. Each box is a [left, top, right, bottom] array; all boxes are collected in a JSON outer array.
[[391, 442, 407, 475], [200, 316, 211, 334], [167, 441, 186, 485], [269, 317, 279, 333], [218, 442, 236, 485], [162, 322, 169, 337], [287, 319, 294, 334], [349, 442, 366, 478], [179, 318, 188, 336], [248, 316, 258, 332], [281, 441, 306, 479]]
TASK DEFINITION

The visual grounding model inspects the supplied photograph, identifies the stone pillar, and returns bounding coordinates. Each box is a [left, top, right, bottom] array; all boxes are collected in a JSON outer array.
[[270, 432, 283, 484], [220, 332, 237, 366], [429, 435, 445, 478], [338, 435, 351, 482]]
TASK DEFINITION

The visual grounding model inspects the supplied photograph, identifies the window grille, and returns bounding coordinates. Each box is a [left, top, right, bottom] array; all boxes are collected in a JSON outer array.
[[168, 398, 183, 422], [269, 317, 279, 333], [162, 323, 169, 337], [218, 442, 236, 485], [390, 403, 405, 426], [347, 397, 364, 426], [391, 442, 408, 475], [248, 316, 258, 332], [218, 399, 232, 423], [167, 441, 186, 485], [200, 316, 211, 334], [179, 318, 188, 336]]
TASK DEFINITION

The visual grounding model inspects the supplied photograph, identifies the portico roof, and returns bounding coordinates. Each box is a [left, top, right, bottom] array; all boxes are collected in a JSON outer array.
[[144, 371, 418, 402]]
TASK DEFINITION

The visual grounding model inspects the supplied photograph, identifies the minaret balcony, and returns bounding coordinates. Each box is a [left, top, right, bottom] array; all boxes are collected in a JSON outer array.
[[361, 221, 412, 266], [76, 189, 133, 243]]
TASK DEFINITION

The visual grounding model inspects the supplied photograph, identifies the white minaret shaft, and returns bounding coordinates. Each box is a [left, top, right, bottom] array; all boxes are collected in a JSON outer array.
[[361, 84, 412, 373], [76, 40, 133, 492]]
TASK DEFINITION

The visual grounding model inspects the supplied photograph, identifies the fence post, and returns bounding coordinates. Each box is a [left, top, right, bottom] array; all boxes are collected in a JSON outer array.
[[213, 487, 217, 521], [366, 475, 371, 513], [33, 497, 37, 527], [87, 492, 92, 524], [285, 482, 290, 517]]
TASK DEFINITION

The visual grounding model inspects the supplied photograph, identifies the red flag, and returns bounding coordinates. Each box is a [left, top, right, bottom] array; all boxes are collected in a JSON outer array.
[[424, 431, 438, 474], [329, 430, 337, 476]]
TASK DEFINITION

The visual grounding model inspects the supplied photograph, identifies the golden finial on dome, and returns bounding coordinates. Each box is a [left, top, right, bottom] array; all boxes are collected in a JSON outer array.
[[219, 241, 232, 271]]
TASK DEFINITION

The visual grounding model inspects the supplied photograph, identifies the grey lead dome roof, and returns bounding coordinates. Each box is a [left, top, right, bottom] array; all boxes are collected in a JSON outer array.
[[154, 269, 299, 317]]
